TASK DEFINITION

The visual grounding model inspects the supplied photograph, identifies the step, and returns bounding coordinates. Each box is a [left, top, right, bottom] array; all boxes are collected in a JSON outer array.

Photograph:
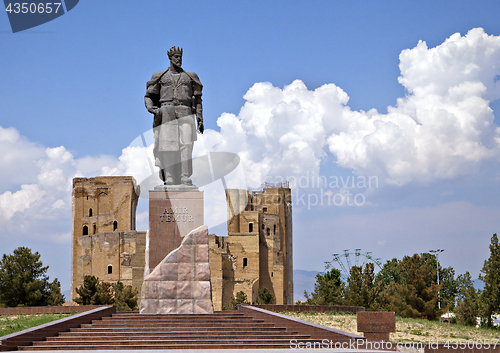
[[80, 322, 274, 328], [111, 312, 244, 315], [59, 330, 296, 337], [21, 342, 311, 350], [102, 315, 254, 320], [70, 326, 288, 333], [110, 313, 245, 319], [96, 317, 259, 323], [47, 334, 309, 341], [33, 337, 316, 346], [22, 340, 324, 350]]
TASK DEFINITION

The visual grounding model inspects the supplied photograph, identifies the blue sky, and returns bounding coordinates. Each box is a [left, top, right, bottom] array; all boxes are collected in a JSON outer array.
[[1, 1, 500, 297]]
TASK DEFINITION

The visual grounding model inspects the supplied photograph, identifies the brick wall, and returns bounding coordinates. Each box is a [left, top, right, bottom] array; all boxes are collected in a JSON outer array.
[[0, 305, 106, 316], [252, 304, 365, 314]]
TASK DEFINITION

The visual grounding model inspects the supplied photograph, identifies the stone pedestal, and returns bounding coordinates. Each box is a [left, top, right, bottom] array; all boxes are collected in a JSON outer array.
[[140, 225, 214, 314], [148, 188, 204, 272]]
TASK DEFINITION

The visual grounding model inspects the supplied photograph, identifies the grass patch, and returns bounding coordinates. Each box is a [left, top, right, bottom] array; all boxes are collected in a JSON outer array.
[[0, 314, 73, 337], [282, 311, 500, 343]]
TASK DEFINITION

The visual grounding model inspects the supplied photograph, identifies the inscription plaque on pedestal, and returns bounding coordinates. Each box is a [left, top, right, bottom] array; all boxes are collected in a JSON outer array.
[[148, 188, 204, 272]]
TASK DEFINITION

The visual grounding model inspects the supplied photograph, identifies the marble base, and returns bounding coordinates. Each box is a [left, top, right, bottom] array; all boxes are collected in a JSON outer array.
[[154, 184, 199, 192], [139, 225, 214, 314]]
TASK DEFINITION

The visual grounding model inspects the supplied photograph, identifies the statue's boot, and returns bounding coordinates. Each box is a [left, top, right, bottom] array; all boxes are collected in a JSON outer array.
[[180, 143, 193, 185], [161, 168, 175, 185]]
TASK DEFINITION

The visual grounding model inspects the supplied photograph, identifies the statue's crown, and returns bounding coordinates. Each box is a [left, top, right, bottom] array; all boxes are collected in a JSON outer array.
[[167, 46, 183, 58]]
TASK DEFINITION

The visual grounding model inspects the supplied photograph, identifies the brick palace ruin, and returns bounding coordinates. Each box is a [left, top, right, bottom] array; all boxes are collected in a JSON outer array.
[[70, 176, 293, 310]]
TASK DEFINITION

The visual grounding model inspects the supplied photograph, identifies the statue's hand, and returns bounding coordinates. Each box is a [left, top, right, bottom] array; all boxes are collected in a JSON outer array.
[[147, 106, 160, 115], [198, 120, 204, 134]]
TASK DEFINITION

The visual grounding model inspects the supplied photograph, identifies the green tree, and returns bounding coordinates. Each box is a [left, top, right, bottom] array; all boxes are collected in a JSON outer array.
[[421, 253, 458, 310], [0, 247, 63, 307], [383, 281, 422, 318], [361, 263, 376, 310], [46, 278, 65, 306], [344, 264, 377, 309], [374, 258, 402, 286], [479, 233, 500, 327], [304, 269, 344, 305], [372, 258, 403, 311], [255, 287, 275, 304], [438, 266, 458, 310], [229, 291, 250, 310], [75, 276, 139, 311], [345, 266, 363, 306], [455, 272, 479, 326], [75, 276, 138, 309], [113, 282, 138, 311], [92, 282, 114, 305], [383, 254, 443, 320], [74, 275, 99, 305]]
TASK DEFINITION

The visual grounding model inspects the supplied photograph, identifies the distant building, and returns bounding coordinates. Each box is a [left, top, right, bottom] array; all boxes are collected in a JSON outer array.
[[70, 177, 146, 300], [210, 184, 293, 310], [440, 312, 455, 324], [441, 312, 500, 327], [71, 177, 293, 308]]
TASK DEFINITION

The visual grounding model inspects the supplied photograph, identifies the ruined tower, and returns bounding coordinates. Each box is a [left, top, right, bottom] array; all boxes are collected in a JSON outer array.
[[209, 183, 293, 310], [70, 176, 146, 300]]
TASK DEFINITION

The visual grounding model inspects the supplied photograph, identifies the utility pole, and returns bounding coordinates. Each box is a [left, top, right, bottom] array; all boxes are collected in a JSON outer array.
[[430, 249, 444, 322]]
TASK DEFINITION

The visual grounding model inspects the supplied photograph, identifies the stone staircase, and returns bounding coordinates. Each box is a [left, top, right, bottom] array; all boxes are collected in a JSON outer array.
[[20, 311, 322, 350]]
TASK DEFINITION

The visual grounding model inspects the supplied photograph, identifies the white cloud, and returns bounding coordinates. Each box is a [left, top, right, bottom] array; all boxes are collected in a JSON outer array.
[[2, 27, 500, 248], [0, 126, 45, 191], [203, 80, 343, 188], [0, 129, 126, 243], [192, 28, 500, 187], [116, 145, 155, 183], [74, 155, 119, 177], [328, 28, 500, 184], [0, 184, 46, 222]]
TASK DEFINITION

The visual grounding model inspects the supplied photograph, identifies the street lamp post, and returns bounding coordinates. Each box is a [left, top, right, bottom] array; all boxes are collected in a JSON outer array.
[[430, 249, 444, 321]]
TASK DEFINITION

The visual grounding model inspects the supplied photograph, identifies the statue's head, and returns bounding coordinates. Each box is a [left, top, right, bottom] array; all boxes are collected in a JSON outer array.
[[167, 46, 183, 68]]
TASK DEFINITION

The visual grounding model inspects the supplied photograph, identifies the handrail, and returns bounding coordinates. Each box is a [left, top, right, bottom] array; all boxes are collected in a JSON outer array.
[[238, 305, 364, 341], [0, 305, 116, 351]]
